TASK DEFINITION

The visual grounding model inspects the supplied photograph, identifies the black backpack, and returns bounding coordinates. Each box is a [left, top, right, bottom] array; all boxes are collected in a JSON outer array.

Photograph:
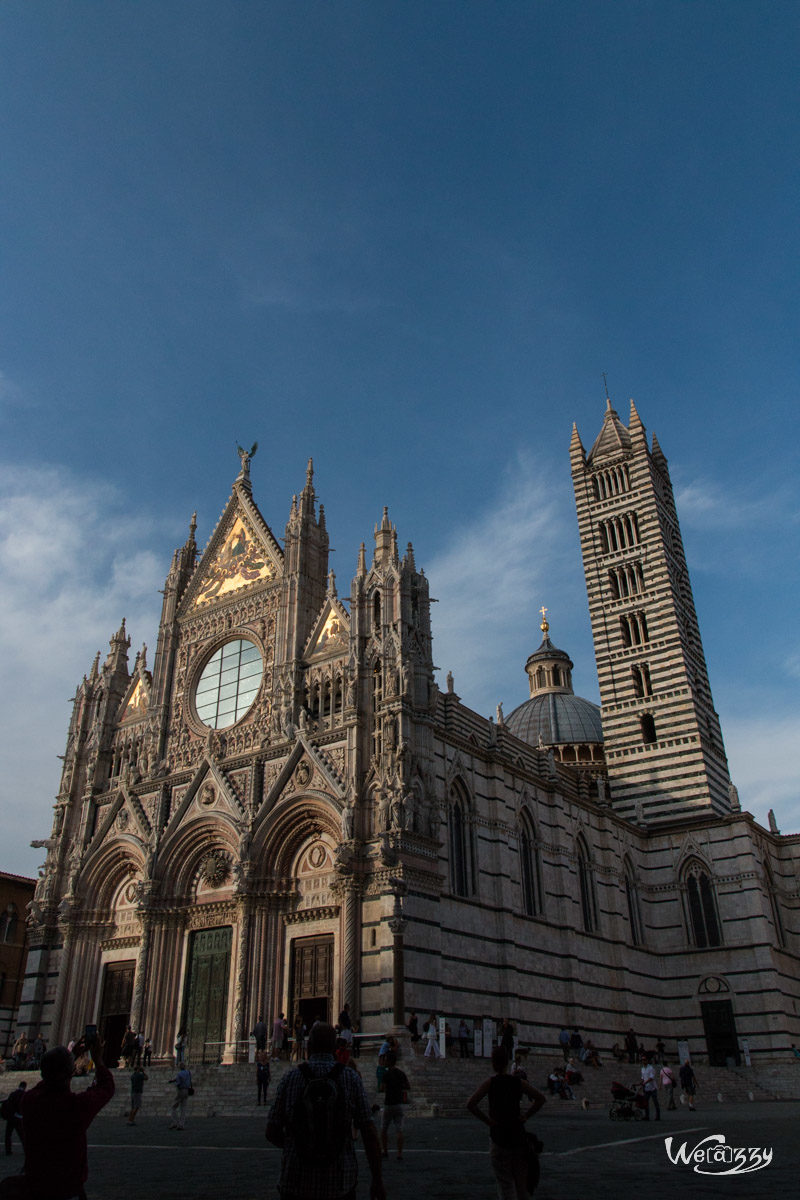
[[291, 1062, 351, 1162]]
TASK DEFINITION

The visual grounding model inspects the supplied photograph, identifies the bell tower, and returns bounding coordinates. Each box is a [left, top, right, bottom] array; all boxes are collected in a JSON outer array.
[[571, 397, 731, 823]]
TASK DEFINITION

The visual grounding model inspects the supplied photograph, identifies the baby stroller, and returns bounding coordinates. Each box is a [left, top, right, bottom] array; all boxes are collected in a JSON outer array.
[[609, 1081, 647, 1121]]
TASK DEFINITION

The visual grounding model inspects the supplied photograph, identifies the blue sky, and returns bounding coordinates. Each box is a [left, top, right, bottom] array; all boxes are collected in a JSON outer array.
[[1, 2, 798, 877]]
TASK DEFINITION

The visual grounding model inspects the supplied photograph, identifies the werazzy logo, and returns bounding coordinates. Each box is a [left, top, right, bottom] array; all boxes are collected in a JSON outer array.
[[665, 1134, 772, 1175]]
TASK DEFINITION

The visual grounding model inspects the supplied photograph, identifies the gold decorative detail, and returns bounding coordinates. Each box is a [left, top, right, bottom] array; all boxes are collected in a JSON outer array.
[[195, 517, 274, 606], [308, 610, 348, 659], [122, 679, 148, 722], [539, 605, 549, 636]]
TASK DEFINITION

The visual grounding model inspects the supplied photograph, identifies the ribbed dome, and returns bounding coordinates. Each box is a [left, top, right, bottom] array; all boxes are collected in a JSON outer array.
[[506, 692, 603, 748]]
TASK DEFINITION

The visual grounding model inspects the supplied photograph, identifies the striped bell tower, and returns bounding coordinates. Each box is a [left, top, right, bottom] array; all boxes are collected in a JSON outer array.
[[570, 397, 731, 823]]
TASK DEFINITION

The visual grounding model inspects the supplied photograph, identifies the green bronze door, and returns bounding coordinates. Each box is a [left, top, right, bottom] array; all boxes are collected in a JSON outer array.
[[182, 926, 232, 1062]]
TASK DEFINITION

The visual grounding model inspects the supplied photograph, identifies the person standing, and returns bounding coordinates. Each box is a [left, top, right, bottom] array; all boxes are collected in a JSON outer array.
[[407, 1013, 420, 1044], [3, 1080, 26, 1155], [468, 1046, 547, 1200], [500, 1019, 515, 1063], [168, 1062, 192, 1129], [679, 1059, 698, 1110], [458, 1019, 471, 1058], [19, 1038, 115, 1198], [381, 1050, 410, 1161], [558, 1027, 570, 1062], [640, 1054, 660, 1120], [660, 1060, 677, 1110], [256, 1050, 271, 1106], [424, 1015, 441, 1059], [271, 1012, 286, 1061], [266, 1022, 385, 1200], [624, 1028, 638, 1064], [174, 1029, 187, 1067], [142, 1037, 152, 1068], [251, 1016, 268, 1052], [127, 1064, 148, 1125]]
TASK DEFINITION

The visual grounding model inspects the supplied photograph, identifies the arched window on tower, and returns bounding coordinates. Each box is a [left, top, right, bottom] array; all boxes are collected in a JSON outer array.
[[624, 858, 644, 946], [683, 860, 722, 948], [519, 812, 543, 917], [0, 905, 18, 944], [449, 783, 474, 898], [373, 592, 382, 632], [576, 837, 598, 933]]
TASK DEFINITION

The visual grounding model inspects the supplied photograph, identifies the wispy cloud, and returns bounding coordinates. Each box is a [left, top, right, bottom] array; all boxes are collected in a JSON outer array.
[[675, 477, 799, 531], [724, 714, 800, 834], [426, 450, 592, 716], [0, 465, 166, 877]]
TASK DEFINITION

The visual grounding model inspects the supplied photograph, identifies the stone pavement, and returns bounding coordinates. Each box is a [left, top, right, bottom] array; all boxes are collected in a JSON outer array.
[[0, 1098, 795, 1200]]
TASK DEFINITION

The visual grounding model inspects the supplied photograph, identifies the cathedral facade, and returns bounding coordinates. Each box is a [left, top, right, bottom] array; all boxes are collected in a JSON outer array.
[[19, 402, 799, 1066]]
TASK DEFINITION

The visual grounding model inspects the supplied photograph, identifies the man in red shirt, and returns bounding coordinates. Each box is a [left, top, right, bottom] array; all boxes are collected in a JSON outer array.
[[19, 1036, 115, 1199]]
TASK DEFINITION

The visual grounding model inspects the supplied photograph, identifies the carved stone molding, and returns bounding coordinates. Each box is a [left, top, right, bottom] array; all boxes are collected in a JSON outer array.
[[283, 905, 340, 925]]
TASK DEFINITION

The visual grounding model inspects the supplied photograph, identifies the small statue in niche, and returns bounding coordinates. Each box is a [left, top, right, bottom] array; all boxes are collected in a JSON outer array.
[[340, 801, 355, 842]]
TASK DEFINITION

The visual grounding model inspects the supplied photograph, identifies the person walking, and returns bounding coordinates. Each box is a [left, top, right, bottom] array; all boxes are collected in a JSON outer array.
[[679, 1059, 698, 1110], [256, 1050, 271, 1105], [660, 1060, 677, 1109], [19, 1037, 115, 1199], [3, 1080, 26, 1155], [468, 1045, 547, 1200], [127, 1064, 148, 1124], [266, 1021, 385, 1200], [168, 1062, 192, 1129], [640, 1053, 660, 1120], [380, 1050, 410, 1161]]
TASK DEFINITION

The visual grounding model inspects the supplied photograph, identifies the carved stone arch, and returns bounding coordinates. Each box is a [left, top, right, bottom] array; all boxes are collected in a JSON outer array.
[[252, 793, 341, 878], [698, 975, 731, 995], [674, 836, 713, 877], [80, 839, 145, 912], [156, 815, 239, 901]]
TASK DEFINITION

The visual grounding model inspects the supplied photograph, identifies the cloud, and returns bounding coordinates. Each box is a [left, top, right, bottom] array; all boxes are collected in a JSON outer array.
[[425, 450, 589, 716], [675, 477, 798, 532], [0, 464, 167, 877], [724, 714, 800, 834]]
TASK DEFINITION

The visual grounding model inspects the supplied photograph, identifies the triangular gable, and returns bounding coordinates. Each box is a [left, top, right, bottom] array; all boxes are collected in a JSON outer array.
[[258, 732, 346, 817], [180, 488, 284, 612], [90, 783, 152, 851], [161, 757, 247, 843], [587, 404, 632, 464], [118, 675, 151, 725], [304, 597, 350, 662]]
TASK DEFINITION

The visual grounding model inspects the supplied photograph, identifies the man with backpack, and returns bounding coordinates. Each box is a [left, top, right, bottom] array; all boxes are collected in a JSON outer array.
[[266, 1021, 385, 1200]]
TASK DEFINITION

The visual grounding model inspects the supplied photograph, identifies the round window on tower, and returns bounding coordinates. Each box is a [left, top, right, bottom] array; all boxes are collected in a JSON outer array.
[[194, 639, 263, 729]]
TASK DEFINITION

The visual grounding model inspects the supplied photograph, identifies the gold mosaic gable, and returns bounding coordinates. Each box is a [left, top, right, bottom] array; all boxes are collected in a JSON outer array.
[[194, 515, 275, 606], [121, 678, 148, 722], [306, 608, 348, 661]]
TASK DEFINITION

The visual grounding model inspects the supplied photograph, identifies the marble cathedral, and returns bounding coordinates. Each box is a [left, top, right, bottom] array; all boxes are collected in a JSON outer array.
[[19, 401, 799, 1066]]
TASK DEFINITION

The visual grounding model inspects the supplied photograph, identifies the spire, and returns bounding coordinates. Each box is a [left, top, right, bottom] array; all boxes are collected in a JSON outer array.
[[374, 507, 394, 564], [357, 541, 367, 579], [586, 394, 632, 463], [629, 397, 646, 443], [651, 431, 668, 470], [318, 503, 326, 533], [188, 512, 197, 544], [304, 457, 314, 497], [88, 651, 100, 683], [405, 541, 416, 571], [539, 604, 549, 638]]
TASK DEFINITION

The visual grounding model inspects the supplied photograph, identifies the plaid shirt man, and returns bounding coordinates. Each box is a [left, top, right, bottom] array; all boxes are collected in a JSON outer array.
[[267, 1051, 375, 1200]]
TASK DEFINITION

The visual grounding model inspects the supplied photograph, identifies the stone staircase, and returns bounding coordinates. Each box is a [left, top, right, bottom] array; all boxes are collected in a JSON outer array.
[[3, 1051, 798, 1121]]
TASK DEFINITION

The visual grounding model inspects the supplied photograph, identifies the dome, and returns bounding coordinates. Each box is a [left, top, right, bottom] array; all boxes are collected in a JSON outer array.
[[506, 691, 603, 747]]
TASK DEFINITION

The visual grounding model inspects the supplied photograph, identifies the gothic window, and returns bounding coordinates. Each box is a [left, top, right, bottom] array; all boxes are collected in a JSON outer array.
[[519, 813, 542, 917], [576, 837, 598, 933], [640, 713, 657, 744], [449, 783, 473, 898], [684, 861, 722, 948], [624, 859, 644, 946], [373, 592, 382, 632], [632, 663, 652, 698]]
